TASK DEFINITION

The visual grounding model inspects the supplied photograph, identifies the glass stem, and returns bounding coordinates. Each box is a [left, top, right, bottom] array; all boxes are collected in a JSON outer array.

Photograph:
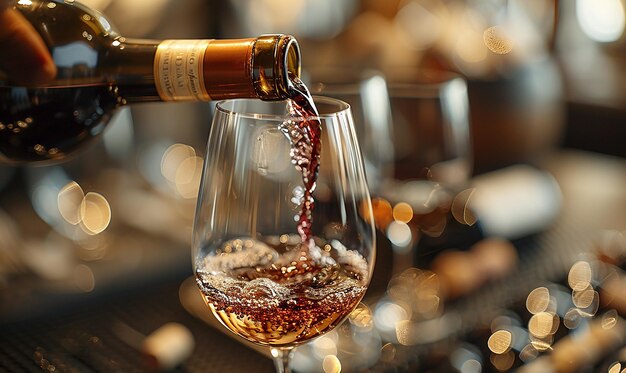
[[270, 347, 294, 373]]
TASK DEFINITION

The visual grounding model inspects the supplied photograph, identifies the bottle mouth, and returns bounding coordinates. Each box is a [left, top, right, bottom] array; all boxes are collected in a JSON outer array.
[[252, 34, 301, 101], [279, 35, 301, 92]]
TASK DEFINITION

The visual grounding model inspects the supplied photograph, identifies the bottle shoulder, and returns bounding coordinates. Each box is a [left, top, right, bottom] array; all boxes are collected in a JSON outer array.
[[15, 0, 121, 85]]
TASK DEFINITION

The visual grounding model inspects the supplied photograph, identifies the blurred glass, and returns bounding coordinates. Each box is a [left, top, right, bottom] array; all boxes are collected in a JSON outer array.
[[382, 70, 474, 270], [306, 68, 394, 195], [308, 68, 473, 273], [384, 69, 471, 187]]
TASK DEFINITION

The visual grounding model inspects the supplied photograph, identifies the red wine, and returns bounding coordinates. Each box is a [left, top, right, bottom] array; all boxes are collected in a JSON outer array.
[[196, 238, 369, 346], [280, 76, 322, 244], [0, 84, 120, 162]]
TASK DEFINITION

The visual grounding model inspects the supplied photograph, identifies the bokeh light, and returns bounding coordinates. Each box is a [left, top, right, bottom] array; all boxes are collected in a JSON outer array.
[[609, 362, 621, 373], [371, 198, 393, 230], [392, 202, 413, 224], [461, 359, 481, 373], [313, 335, 337, 360], [528, 312, 555, 339], [572, 288, 596, 309], [530, 337, 552, 352], [160, 143, 204, 199], [526, 287, 550, 315], [80, 192, 112, 235], [386, 221, 412, 248], [57, 181, 112, 236], [175, 156, 204, 199], [57, 181, 85, 225], [487, 330, 512, 354], [161, 144, 196, 182], [451, 188, 477, 226], [576, 0, 625, 43], [563, 308, 583, 330], [568, 261, 592, 292], [483, 26, 514, 54], [322, 354, 341, 373], [518, 344, 539, 363], [602, 309, 618, 330], [380, 343, 396, 363], [349, 303, 374, 330], [490, 350, 515, 372], [374, 301, 409, 334]]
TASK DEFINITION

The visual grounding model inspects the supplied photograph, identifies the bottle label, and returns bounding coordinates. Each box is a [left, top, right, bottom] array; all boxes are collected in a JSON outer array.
[[154, 40, 211, 101]]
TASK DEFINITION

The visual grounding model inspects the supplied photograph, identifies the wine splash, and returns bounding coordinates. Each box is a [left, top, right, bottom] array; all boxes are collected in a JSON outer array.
[[279, 75, 322, 245]]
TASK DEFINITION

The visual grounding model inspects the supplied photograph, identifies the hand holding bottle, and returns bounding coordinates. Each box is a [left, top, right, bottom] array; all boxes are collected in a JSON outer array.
[[0, 0, 56, 85]]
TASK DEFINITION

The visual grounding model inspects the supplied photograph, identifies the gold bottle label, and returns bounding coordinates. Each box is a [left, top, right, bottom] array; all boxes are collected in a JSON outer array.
[[154, 40, 211, 101]]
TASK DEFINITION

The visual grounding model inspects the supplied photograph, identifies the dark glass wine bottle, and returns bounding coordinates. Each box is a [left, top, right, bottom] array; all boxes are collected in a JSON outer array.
[[0, 0, 301, 164]]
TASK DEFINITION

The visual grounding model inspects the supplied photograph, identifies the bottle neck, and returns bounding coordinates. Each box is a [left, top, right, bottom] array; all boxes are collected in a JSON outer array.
[[152, 38, 257, 102], [115, 35, 300, 103]]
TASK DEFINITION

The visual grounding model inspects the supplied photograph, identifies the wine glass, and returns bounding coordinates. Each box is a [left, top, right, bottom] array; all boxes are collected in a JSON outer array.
[[192, 97, 375, 372]]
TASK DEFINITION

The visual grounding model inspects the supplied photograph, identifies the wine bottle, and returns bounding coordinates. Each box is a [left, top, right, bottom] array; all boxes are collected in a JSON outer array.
[[0, 0, 301, 163]]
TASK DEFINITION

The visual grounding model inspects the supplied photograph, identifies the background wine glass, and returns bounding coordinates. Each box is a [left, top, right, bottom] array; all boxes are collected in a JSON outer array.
[[192, 97, 375, 372], [308, 69, 473, 274], [385, 70, 471, 186], [306, 68, 394, 196], [380, 70, 475, 270]]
